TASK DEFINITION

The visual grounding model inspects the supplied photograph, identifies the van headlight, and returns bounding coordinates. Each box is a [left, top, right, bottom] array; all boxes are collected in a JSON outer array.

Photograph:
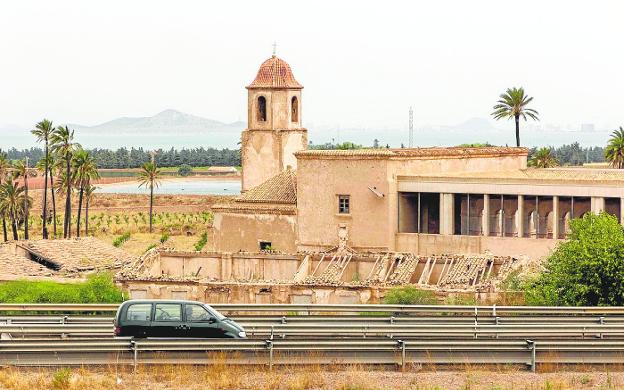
[[238, 331, 247, 338]]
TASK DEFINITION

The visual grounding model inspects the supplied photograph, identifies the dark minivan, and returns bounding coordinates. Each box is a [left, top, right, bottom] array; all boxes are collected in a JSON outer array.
[[114, 299, 246, 338]]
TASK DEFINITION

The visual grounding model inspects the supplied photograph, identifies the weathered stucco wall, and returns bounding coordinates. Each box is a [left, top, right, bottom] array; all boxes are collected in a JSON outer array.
[[212, 211, 298, 253], [296, 158, 390, 252], [395, 233, 560, 259]]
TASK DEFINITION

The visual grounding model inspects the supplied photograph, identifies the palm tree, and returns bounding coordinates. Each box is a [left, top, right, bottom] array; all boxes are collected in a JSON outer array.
[[0, 155, 11, 241], [50, 126, 79, 238], [72, 149, 100, 237], [84, 183, 97, 236], [137, 162, 162, 233], [31, 119, 54, 239], [491, 87, 539, 147], [0, 176, 30, 240], [529, 147, 559, 168], [13, 159, 34, 239], [605, 127, 624, 169]]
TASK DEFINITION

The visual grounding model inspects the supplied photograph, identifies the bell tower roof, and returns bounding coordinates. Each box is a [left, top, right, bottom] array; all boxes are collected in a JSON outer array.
[[247, 55, 303, 90]]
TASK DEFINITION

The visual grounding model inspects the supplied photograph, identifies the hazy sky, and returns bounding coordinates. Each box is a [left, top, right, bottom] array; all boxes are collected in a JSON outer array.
[[1, 0, 622, 131]]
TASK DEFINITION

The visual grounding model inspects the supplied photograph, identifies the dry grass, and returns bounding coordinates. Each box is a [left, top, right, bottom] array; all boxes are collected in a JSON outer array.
[[1, 366, 624, 390]]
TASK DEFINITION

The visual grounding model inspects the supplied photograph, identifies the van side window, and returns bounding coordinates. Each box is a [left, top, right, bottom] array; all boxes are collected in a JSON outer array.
[[154, 303, 182, 321], [185, 304, 212, 322], [125, 303, 152, 321]]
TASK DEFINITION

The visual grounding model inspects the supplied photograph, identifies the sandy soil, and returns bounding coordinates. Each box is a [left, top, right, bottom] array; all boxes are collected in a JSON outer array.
[[0, 367, 622, 390]]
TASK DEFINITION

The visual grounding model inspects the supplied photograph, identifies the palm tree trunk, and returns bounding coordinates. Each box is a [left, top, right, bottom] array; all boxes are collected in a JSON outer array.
[[42, 142, 49, 239], [2, 217, 7, 242], [64, 155, 71, 238], [76, 185, 84, 238], [10, 211, 18, 240], [149, 184, 154, 233], [515, 114, 520, 147], [85, 197, 90, 236], [49, 168, 57, 237], [23, 170, 29, 240]]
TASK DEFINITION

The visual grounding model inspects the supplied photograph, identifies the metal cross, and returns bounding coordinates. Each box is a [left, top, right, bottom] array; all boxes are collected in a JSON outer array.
[[272, 41, 277, 56]]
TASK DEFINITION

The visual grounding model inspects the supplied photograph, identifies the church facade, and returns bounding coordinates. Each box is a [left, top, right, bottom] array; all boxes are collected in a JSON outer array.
[[212, 56, 624, 260]]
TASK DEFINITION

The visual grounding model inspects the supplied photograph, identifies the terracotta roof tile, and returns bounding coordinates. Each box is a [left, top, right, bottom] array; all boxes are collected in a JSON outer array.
[[237, 169, 297, 204], [247, 56, 303, 89], [295, 147, 527, 160]]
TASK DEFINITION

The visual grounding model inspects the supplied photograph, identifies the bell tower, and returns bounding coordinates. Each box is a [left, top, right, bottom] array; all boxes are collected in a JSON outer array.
[[241, 55, 308, 191]]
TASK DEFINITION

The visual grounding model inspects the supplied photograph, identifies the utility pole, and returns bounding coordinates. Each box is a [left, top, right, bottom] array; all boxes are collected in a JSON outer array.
[[408, 106, 414, 148]]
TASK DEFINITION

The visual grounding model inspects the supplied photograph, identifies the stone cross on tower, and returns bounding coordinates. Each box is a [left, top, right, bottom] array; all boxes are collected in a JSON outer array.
[[272, 42, 277, 56]]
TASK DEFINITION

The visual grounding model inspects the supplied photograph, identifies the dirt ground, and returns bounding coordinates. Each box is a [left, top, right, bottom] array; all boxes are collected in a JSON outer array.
[[1, 366, 623, 390]]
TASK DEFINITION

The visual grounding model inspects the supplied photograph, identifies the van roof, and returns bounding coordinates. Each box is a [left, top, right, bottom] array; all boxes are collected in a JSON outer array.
[[120, 299, 207, 305]]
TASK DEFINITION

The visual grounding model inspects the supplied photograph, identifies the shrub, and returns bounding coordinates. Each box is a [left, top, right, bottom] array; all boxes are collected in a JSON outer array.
[[383, 285, 437, 305], [145, 243, 158, 253], [160, 233, 170, 244], [0, 273, 125, 304], [194, 232, 208, 251], [178, 164, 193, 177], [112, 232, 131, 247], [524, 212, 624, 306], [51, 368, 72, 389]]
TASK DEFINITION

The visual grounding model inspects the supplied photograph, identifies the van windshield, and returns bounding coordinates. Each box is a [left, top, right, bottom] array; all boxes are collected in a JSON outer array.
[[205, 305, 226, 321]]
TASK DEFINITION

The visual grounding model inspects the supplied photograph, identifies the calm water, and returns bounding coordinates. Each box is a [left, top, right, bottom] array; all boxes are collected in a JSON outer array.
[[97, 179, 241, 195]]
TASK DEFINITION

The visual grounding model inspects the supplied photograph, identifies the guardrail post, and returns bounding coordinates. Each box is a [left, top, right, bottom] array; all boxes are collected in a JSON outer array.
[[265, 340, 274, 371], [130, 340, 138, 372], [526, 339, 536, 372], [397, 340, 405, 372], [599, 316, 605, 339], [390, 316, 395, 325], [492, 304, 496, 318], [270, 326, 274, 340], [281, 316, 287, 324]]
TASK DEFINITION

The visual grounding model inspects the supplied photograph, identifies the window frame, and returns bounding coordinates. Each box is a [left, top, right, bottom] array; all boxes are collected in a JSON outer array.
[[185, 303, 213, 322], [338, 195, 351, 214], [153, 303, 183, 322], [257, 95, 267, 122], [125, 303, 153, 322]]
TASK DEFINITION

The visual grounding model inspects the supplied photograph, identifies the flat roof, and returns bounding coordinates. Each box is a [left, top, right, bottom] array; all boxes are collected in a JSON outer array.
[[295, 147, 527, 160], [399, 168, 624, 186]]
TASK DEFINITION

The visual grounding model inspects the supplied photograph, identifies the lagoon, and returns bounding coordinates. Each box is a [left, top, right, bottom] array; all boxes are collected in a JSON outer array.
[[96, 179, 241, 195]]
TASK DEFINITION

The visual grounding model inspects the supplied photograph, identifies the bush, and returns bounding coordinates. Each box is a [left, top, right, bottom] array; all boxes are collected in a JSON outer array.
[[145, 243, 158, 253], [0, 273, 125, 303], [178, 164, 193, 177], [51, 368, 72, 389], [383, 285, 437, 305], [112, 232, 131, 247], [194, 232, 208, 251], [159, 233, 170, 244], [524, 212, 624, 306]]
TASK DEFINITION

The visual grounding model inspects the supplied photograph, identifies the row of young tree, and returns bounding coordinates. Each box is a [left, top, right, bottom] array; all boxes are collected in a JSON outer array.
[[1, 146, 241, 169], [0, 120, 99, 241]]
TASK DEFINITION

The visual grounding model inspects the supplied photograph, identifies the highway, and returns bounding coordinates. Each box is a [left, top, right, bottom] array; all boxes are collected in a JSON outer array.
[[1, 304, 624, 370]]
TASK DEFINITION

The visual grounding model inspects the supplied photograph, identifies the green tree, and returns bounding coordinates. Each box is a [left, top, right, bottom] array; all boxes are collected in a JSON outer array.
[[0, 176, 31, 240], [72, 149, 100, 237], [31, 119, 55, 239], [605, 127, 624, 169], [50, 126, 79, 238], [137, 162, 162, 233], [36, 154, 59, 237], [524, 213, 624, 306], [528, 147, 559, 168], [491, 87, 539, 147], [177, 164, 192, 177]]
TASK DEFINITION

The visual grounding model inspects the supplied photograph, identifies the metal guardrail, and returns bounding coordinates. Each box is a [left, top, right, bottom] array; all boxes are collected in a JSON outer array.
[[3, 303, 624, 315], [2, 338, 624, 371]]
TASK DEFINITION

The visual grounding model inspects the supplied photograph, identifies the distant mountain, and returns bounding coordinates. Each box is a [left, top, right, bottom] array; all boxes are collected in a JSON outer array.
[[69, 109, 244, 134]]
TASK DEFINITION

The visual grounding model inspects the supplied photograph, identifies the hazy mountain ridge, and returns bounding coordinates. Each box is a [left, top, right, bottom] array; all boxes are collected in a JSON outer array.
[[68, 109, 245, 134]]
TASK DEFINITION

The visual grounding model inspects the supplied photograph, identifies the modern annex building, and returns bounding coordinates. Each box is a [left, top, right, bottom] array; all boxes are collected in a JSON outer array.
[[213, 55, 624, 261]]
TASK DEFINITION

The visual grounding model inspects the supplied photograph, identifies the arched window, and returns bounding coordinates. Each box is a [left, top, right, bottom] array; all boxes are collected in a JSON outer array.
[[291, 96, 299, 123], [257, 96, 267, 122]]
